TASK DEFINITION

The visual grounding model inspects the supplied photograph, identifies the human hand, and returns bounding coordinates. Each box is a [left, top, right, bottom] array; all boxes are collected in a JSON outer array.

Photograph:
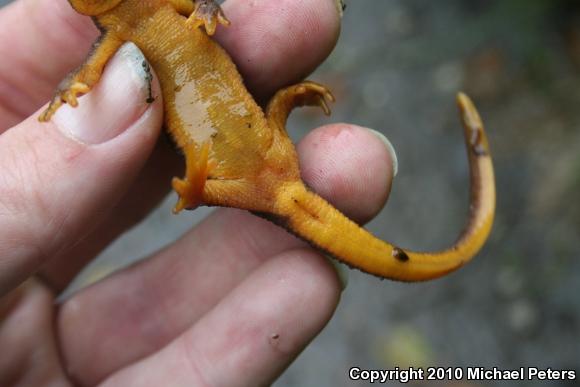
[[0, 0, 396, 385]]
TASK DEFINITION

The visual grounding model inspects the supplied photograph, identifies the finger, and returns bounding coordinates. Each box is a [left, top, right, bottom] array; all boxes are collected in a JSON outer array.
[[0, 279, 69, 386], [0, 0, 98, 129], [0, 0, 340, 128], [101, 249, 341, 387], [57, 124, 396, 385], [218, 0, 342, 100], [0, 44, 163, 296], [37, 0, 343, 290], [38, 140, 182, 292], [298, 125, 396, 224]]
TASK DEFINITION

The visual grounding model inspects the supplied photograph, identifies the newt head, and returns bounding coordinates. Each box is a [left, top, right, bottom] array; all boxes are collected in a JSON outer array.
[[68, 0, 123, 15]]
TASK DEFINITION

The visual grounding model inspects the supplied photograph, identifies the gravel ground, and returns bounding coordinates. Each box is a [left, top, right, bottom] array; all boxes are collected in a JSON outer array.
[[2, 1, 580, 386]]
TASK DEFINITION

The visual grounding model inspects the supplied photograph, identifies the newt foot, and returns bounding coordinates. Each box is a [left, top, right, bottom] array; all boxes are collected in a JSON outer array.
[[39, 81, 90, 122], [293, 82, 336, 115], [172, 140, 217, 213], [186, 0, 230, 36], [266, 81, 336, 131]]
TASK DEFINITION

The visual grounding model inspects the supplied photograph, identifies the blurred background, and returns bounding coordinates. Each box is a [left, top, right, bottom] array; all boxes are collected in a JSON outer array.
[[278, 1, 580, 386], [2, 0, 580, 386]]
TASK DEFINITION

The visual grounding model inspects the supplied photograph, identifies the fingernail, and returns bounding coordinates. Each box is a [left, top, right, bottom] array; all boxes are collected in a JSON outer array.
[[335, 0, 346, 17], [54, 43, 155, 145], [370, 129, 398, 177], [326, 257, 349, 290]]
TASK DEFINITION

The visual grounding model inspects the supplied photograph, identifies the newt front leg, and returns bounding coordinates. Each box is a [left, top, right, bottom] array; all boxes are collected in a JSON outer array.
[[38, 33, 124, 122], [177, 0, 230, 36]]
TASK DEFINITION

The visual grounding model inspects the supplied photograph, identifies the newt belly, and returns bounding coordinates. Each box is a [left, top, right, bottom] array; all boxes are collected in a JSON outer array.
[[39, 0, 496, 281]]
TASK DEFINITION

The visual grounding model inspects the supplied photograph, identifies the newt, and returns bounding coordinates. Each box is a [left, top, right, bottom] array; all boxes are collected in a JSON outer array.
[[39, 0, 496, 281]]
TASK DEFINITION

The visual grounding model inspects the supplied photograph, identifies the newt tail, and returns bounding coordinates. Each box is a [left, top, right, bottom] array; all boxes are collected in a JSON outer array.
[[268, 93, 494, 281], [40, 0, 495, 282]]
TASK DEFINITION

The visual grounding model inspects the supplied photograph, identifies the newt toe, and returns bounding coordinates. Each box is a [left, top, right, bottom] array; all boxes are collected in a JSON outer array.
[[187, 0, 231, 36]]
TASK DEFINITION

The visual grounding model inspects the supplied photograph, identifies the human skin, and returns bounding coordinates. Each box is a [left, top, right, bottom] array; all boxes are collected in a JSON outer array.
[[0, 0, 396, 386]]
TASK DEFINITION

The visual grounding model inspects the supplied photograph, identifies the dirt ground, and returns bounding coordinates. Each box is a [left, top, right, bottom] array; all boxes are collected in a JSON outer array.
[[2, 0, 579, 386]]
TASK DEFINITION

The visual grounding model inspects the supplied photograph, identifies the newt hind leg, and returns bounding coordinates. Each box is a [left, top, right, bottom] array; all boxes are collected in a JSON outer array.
[[172, 140, 217, 213], [266, 81, 336, 131], [186, 0, 230, 36]]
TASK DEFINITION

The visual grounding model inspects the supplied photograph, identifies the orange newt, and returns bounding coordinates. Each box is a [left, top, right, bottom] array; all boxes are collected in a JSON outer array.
[[39, 0, 495, 281]]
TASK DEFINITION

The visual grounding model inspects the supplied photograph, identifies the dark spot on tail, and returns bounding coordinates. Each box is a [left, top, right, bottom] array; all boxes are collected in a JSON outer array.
[[469, 128, 488, 156], [392, 247, 409, 262]]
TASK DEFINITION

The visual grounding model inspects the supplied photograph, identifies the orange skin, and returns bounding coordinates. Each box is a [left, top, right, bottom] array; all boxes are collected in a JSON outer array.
[[39, 0, 496, 281]]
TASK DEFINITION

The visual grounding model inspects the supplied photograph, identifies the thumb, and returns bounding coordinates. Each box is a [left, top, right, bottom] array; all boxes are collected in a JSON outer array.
[[0, 43, 163, 296]]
